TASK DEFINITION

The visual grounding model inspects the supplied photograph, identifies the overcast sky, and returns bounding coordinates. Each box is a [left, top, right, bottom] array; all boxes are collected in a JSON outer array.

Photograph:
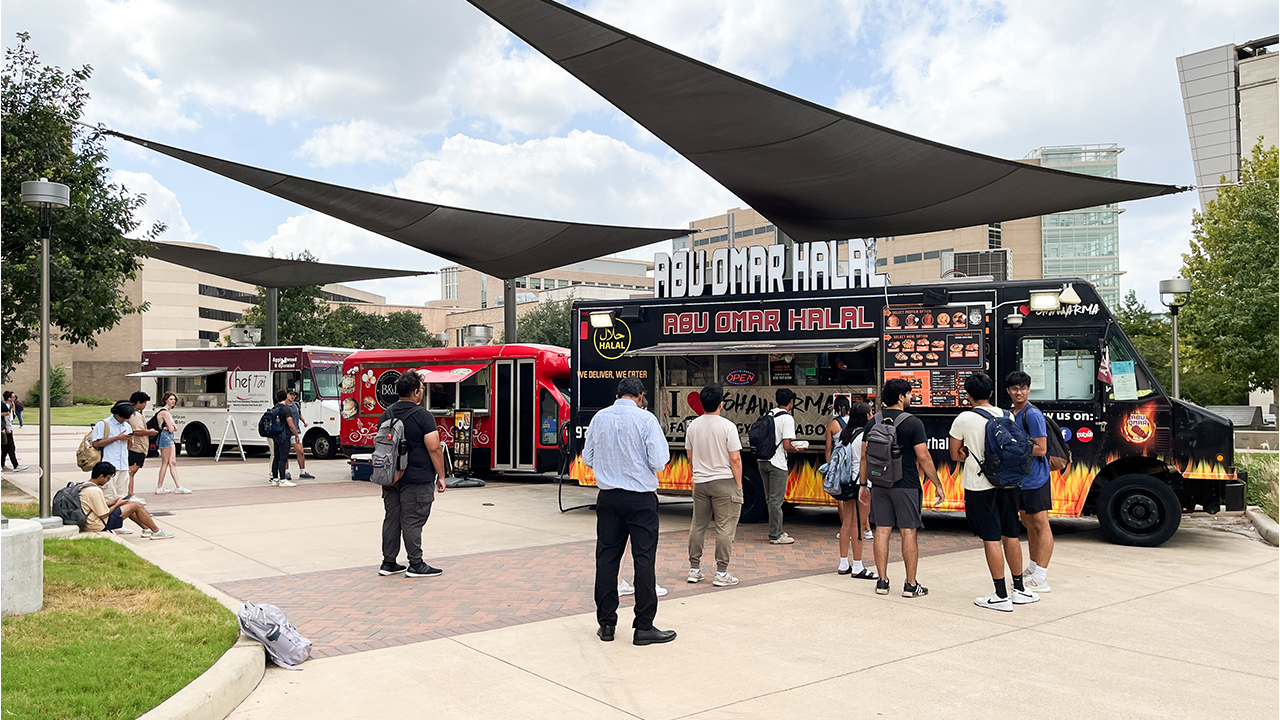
[[3, 0, 1275, 307]]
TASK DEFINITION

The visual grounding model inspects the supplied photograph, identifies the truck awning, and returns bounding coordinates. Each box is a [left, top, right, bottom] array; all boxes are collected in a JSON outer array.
[[415, 364, 488, 384], [624, 338, 878, 357], [126, 367, 225, 378]]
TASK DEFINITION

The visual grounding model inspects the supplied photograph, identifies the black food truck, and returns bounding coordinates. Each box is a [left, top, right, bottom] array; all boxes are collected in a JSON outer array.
[[566, 241, 1245, 547]]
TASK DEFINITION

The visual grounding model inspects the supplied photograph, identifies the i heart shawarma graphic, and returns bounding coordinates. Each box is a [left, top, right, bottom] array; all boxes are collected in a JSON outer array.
[[687, 391, 705, 416]]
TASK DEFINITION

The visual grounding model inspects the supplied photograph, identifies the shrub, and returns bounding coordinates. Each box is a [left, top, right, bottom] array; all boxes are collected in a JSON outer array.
[[25, 364, 71, 407], [72, 395, 111, 406], [1238, 451, 1279, 521]]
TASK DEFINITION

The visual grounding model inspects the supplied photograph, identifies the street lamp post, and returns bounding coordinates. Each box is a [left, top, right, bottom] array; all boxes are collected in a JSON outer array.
[[1159, 277, 1191, 400], [21, 178, 71, 525]]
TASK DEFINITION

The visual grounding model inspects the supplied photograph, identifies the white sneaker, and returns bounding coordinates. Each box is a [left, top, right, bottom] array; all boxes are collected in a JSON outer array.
[[975, 592, 1013, 612], [769, 533, 795, 545], [275, 479, 297, 487], [617, 579, 635, 596], [713, 572, 740, 587], [1025, 576, 1051, 593], [174, 487, 192, 494], [110, 527, 134, 535], [687, 568, 704, 583], [128, 495, 147, 506], [862, 530, 875, 541], [149, 529, 176, 540], [141, 528, 153, 537], [655, 584, 668, 597], [1011, 587, 1040, 605], [155, 487, 172, 494]]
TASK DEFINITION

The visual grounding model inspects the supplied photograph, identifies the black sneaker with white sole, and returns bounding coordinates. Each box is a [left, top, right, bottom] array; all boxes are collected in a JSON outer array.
[[378, 561, 407, 576], [875, 578, 890, 595], [405, 563, 443, 578], [902, 581, 929, 598]]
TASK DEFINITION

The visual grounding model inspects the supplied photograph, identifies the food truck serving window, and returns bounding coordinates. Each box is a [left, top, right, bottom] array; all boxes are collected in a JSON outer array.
[[663, 356, 714, 387], [1020, 338, 1096, 401], [421, 364, 490, 414]]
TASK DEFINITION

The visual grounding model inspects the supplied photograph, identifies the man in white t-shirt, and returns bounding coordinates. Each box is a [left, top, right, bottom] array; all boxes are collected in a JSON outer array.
[[757, 388, 798, 545], [947, 372, 1037, 612], [685, 384, 744, 587], [91, 402, 137, 507]]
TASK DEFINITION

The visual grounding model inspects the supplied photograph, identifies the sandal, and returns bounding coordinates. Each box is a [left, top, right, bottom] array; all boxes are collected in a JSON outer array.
[[850, 568, 879, 580]]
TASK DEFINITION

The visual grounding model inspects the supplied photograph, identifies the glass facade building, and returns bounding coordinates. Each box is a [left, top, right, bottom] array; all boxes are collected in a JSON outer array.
[[1026, 145, 1123, 308]]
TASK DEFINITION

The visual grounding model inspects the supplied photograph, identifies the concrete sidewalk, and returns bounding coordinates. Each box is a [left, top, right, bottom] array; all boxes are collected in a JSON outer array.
[[5, 429, 1276, 718]]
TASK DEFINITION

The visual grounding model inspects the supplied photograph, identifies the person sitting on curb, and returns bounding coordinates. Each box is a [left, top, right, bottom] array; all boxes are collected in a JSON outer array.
[[81, 461, 175, 539]]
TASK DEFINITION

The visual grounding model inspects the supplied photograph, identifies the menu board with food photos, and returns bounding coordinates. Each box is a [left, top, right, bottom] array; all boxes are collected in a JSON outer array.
[[882, 306, 987, 408]]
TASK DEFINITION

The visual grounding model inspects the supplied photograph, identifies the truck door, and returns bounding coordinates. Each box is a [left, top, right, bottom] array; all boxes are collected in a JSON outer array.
[[493, 358, 536, 471]]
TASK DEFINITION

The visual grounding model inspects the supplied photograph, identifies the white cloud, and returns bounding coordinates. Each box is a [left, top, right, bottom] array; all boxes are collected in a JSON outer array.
[[110, 170, 199, 243], [388, 130, 738, 228], [296, 120, 421, 168]]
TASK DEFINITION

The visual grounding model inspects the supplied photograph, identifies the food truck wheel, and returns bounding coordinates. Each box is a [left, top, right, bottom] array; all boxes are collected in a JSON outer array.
[[1098, 474, 1181, 547], [739, 466, 768, 524], [309, 431, 338, 460], [183, 426, 212, 457]]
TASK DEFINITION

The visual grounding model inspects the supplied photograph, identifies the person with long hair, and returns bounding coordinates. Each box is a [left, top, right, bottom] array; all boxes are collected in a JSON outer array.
[[833, 401, 878, 579], [154, 392, 191, 494]]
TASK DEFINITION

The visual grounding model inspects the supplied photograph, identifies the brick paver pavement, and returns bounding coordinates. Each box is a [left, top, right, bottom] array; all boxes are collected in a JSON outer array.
[[214, 514, 984, 659]]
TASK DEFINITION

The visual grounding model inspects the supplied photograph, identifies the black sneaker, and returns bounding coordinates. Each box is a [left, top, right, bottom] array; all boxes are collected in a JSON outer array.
[[378, 561, 407, 576], [875, 578, 890, 595], [903, 581, 929, 598], [406, 563, 443, 578]]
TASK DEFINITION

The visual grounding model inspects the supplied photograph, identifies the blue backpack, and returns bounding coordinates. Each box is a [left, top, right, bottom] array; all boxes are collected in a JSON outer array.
[[979, 408, 1033, 488], [257, 407, 284, 438]]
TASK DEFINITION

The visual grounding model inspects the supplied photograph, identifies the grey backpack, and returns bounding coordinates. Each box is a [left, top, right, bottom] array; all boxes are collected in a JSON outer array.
[[370, 412, 409, 486], [52, 482, 90, 528], [237, 602, 312, 669], [864, 411, 911, 488]]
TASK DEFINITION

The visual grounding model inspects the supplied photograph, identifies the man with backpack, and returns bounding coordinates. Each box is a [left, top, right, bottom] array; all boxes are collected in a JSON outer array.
[[266, 391, 299, 487], [376, 371, 448, 578], [685, 383, 744, 588], [947, 372, 1038, 612], [1006, 370, 1055, 594], [860, 378, 943, 598], [91, 401, 141, 508], [76, 461, 175, 538], [752, 388, 799, 545]]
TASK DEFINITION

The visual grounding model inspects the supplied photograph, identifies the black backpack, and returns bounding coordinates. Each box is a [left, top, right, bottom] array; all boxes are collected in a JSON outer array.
[[52, 482, 90, 528], [748, 409, 788, 457], [1023, 404, 1073, 472], [258, 407, 284, 438], [146, 411, 162, 433]]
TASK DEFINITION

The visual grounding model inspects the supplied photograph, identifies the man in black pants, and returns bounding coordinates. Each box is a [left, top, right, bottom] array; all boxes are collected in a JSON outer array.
[[268, 390, 298, 487], [377, 371, 449, 578], [583, 378, 676, 646]]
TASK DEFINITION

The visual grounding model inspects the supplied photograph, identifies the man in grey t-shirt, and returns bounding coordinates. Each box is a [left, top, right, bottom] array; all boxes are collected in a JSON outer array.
[[285, 389, 314, 479]]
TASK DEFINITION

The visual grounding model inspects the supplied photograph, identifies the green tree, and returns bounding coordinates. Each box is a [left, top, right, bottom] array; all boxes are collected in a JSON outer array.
[[1, 33, 159, 381], [1180, 140, 1279, 404], [498, 295, 574, 347], [238, 250, 332, 345]]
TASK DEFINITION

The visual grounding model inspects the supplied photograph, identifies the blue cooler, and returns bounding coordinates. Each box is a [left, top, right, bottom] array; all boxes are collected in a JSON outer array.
[[350, 453, 373, 482]]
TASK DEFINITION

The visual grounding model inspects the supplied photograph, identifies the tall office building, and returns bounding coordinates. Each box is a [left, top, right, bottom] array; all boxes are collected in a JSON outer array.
[[1025, 145, 1124, 308], [1177, 35, 1278, 209]]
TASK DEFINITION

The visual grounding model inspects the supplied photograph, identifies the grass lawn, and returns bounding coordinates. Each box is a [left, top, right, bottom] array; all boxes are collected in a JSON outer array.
[[1, 538, 240, 720], [45, 405, 115, 426], [2, 501, 38, 518]]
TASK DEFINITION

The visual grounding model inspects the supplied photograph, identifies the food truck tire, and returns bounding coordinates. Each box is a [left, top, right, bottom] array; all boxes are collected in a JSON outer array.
[[739, 466, 768, 523], [308, 431, 338, 460], [1098, 474, 1181, 547], [183, 426, 212, 457]]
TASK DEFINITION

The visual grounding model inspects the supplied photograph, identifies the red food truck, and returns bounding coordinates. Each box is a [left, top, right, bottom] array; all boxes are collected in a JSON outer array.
[[340, 344, 572, 475]]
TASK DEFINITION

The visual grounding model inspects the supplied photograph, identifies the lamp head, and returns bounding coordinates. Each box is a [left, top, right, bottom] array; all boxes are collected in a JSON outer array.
[[1058, 283, 1081, 305], [1159, 277, 1190, 308], [21, 178, 70, 209], [588, 311, 616, 329]]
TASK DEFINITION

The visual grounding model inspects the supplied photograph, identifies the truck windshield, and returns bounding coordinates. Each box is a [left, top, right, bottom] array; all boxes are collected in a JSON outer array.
[[1105, 329, 1160, 400], [311, 365, 340, 400]]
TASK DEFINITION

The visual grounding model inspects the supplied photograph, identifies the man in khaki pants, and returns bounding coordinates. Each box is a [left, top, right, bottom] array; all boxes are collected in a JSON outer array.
[[685, 384, 744, 588]]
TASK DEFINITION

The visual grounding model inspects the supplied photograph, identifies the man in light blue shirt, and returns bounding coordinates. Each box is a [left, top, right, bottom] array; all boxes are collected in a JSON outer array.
[[583, 378, 675, 647]]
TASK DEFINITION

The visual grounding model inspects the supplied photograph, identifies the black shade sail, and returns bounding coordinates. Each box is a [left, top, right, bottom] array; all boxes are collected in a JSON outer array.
[[143, 241, 431, 288], [467, 0, 1186, 241], [107, 131, 689, 279]]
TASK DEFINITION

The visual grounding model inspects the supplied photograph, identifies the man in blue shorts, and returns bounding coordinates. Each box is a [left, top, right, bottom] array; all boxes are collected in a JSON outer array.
[[1007, 370, 1053, 593]]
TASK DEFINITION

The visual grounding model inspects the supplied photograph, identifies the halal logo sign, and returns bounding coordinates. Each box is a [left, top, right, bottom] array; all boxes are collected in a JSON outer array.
[[375, 370, 402, 409], [592, 319, 631, 360]]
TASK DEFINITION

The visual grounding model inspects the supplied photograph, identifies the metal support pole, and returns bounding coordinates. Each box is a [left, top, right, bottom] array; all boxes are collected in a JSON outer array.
[[39, 212, 52, 519], [1170, 305, 1181, 400], [265, 287, 279, 346], [504, 279, 517, 343]]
